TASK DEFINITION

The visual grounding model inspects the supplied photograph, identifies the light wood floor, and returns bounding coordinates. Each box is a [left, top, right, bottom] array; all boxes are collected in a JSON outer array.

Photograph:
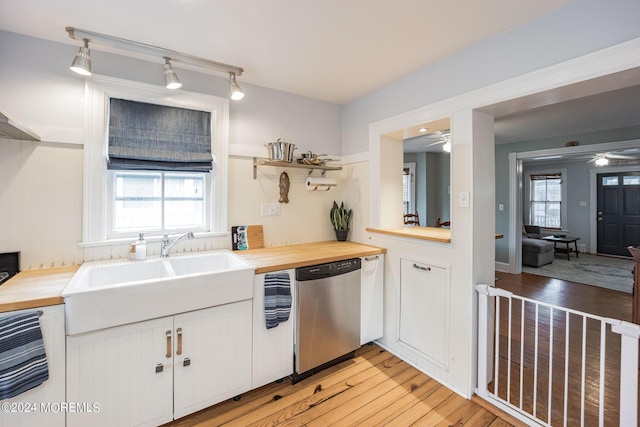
[[164, 343, 518, 427], [164, 271, 635, 427]]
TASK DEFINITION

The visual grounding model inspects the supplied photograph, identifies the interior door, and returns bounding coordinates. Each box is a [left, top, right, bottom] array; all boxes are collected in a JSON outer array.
[[597, 171, 640, 256]]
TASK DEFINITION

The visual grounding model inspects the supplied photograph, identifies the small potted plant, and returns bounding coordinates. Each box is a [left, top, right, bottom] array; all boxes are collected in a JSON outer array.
[[330, 201, 352, 241]]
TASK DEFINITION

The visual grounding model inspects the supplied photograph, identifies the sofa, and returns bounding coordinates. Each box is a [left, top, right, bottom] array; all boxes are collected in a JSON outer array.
[[522, 225, 554, 267]]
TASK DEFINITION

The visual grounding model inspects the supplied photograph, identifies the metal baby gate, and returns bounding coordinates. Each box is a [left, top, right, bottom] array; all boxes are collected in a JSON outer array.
[[476, 284, 640, 426]]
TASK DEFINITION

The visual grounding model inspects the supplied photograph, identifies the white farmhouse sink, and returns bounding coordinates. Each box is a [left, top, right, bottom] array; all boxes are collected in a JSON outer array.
[[63, 250, 256, 335]]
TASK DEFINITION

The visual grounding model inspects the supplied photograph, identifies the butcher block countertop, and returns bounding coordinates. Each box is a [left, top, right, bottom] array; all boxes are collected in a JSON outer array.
[[0, 241, 385, 313], [237, 241, 386, 274], [366, 226, 452, 243], [366, 227, 503, 242], [0, 265, 79, 313]]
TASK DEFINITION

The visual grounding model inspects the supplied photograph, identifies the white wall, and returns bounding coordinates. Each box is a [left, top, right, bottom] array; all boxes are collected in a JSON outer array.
[[341, 0, 640, 155], [0, 30, 345, 268], [340, 0, 640, 397]]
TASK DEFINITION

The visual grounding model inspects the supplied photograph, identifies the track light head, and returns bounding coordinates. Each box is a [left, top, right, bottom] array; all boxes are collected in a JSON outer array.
[[163, 58, 182, 89], [70, 39, 92, 76], [595, 156, 609, 166], [229, 72, 244, 100]]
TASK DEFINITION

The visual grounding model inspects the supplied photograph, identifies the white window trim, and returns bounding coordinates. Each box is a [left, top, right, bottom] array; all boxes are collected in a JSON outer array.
[[81, 75, 229, 245], [403, 162, 416, 214], [524, 167, 567, 230]]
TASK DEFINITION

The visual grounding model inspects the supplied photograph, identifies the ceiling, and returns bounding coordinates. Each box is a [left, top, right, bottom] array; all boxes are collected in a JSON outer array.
[[2, 0, 640, 147], [0, 0, 569, 105]]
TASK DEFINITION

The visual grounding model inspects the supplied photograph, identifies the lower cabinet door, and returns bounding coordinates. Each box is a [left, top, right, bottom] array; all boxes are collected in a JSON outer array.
[[66, 317, 175, 427], [0, 305, 66, 427], [361, 254, 384, 344], [251, 270, 294, 389], [173, 300, 253, 419], [399, 258, 450, 370]]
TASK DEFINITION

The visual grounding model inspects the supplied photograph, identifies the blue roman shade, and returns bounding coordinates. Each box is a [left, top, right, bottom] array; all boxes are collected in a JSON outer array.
[[108, 98, 213, 172]]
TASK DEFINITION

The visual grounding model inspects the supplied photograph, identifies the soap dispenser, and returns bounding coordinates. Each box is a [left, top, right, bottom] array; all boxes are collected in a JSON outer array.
[[134, 233, 147, 261]]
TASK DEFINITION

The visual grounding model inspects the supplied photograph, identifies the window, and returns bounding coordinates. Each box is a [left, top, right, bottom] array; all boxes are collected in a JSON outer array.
[[529, 172, 563, 228], [83, 75, 229, 244], [105, 98, 212, 238], [111, 172, 206, 233]]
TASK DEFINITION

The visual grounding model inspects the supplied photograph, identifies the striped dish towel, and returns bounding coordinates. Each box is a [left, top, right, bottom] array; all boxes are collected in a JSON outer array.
[[264, 272, 292, 329], [0, 311, 49, 400]]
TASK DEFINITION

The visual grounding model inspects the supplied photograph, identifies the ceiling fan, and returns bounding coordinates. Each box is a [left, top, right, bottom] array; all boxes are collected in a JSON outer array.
[[422, 130, 452, 152], [588, 151, 640, 166]]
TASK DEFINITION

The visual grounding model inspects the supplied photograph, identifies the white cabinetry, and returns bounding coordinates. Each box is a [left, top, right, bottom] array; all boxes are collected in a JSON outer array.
[[0, 305, 65, 427], [399, 258, 450, 370], [252, 269, 295, 389], [66, 300, 252, 427], [360, 254, 384, 344]]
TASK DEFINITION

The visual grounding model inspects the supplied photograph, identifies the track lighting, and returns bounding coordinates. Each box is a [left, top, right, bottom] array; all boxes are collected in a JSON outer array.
[[66, 27, 245, 99], [229, 72, 244, 100], [163, 58, 182, 89], [70, 39, 92, 76], [442, 141, 451, 153]]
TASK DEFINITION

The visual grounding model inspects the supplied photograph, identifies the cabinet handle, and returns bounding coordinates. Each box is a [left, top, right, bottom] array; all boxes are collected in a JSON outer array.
[[413, 263, 431, 271], [364, 256, 379, 261], [165, 330, 172, 359], [176, 327, 183, 355]]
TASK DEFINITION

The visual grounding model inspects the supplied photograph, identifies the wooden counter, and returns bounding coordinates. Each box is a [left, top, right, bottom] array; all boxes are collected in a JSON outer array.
[[237, 241, 386, 274], [366, 227, 504, 242], [366, 226, 452, 243], [0, 265, 79, 313], [0, 241, 385, 313]]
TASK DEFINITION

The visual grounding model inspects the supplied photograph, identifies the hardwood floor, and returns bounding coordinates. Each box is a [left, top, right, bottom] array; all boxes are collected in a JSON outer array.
[[164, 344, 519, 427], [493, 271, 636, 426], [494, 271, 632, 321], [163, 272, 635, 427]]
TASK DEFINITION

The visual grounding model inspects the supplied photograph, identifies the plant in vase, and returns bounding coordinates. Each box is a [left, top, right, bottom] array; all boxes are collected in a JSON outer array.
[[330, 201, 352, 241]]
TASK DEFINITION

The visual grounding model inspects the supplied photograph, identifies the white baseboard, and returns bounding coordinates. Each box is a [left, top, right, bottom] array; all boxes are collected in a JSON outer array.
[[495, 262, 510, 273]]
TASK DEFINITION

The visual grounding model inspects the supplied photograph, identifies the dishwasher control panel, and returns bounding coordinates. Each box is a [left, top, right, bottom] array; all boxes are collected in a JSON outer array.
[[296, 258, 361, 281]]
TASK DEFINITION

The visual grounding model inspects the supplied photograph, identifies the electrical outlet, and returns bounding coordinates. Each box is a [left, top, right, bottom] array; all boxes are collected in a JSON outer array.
[[269, 203, 280, 216], [261, 203, 270, 217]]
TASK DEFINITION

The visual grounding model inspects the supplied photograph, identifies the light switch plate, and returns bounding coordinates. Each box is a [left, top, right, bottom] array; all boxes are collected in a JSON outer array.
[[459, 191, 470, 208], [269, 203, 280, 216]]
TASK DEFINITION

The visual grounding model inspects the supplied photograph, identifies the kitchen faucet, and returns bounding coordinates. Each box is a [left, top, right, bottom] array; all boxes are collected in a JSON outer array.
[[160, 231, 195, 257]]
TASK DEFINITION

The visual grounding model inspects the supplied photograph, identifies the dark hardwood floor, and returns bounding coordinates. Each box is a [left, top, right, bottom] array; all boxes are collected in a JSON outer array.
[[493, 270, 636, 426], [495, 270, 632, 321]]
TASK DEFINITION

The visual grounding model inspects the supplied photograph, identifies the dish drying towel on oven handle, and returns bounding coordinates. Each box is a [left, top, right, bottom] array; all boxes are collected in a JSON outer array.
[[264, 272, 292, 329], [0, 310, 49, 400]]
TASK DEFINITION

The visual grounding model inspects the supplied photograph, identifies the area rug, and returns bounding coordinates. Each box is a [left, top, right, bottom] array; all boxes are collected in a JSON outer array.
[[522, 253, 635, 293]]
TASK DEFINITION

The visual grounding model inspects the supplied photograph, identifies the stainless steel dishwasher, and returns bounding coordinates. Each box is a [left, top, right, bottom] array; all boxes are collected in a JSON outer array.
[[293, 258, 361, 382]]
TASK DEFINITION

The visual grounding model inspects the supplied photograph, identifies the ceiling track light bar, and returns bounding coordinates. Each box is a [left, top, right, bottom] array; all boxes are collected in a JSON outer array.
[[66, 27, 244, 77]]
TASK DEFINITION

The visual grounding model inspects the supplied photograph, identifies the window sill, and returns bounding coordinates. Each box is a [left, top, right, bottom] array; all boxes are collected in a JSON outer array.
[[78, 231, 229, 248]]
